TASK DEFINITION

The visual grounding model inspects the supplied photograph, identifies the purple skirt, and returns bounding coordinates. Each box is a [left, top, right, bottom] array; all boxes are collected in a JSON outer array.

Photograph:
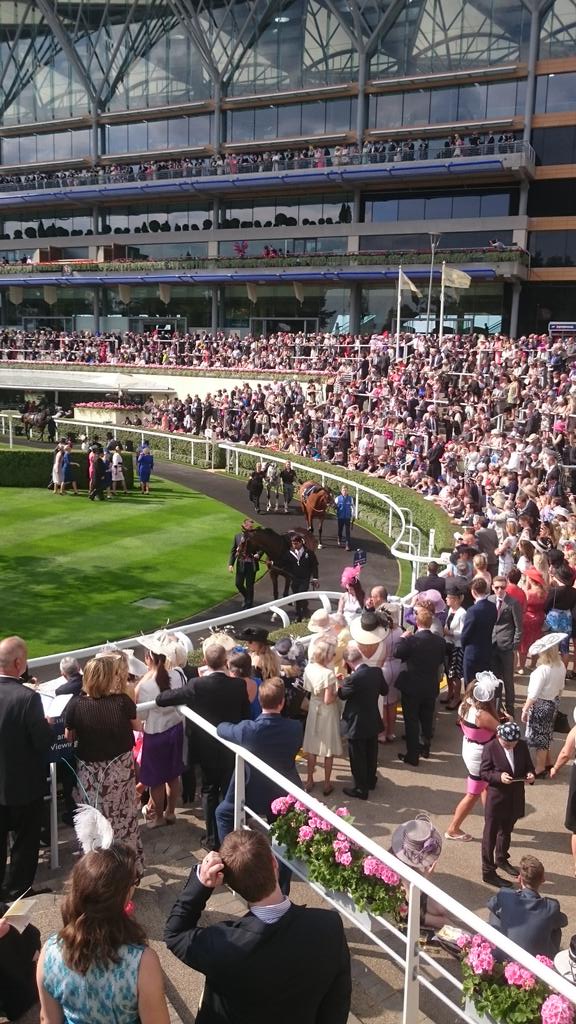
[[139, 722, 184, 787]]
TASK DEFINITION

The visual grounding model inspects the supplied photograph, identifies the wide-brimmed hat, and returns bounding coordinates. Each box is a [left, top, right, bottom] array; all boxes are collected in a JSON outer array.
[[524, 567, 547, 588], [553, 507, 570, 520], [349, 610, 389, 645], [124, 649, 147, 678], [528, 632, 569, 657], [171, 629, 194, 654], [236, 625, 272, 645], [201, 631, 237, 656], [391, 813, 442, 871], [307, 609, 340, 633], [416, 589, 446, 614], [473, 671, 501, 703], [140, 629, 186, 666]]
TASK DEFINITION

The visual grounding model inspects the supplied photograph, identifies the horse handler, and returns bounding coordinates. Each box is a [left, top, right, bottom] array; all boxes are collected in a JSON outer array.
[[228, 518, 259, 609], [288, 534, 319, 621]]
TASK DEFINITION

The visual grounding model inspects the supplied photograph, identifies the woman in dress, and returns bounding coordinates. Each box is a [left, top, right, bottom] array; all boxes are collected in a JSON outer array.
[[545, 563, 576, 665], [302, 637, 342, 795], [227, 650, 261, 719], [136, 632, 186, 828], [136, 444, 154, 494], [51, 443, 64, 493], [516, 538, 535, 574], [445, 673, 501, 841], [550, 706, 576, 874], [495, 519, 518, 577], [443, 589, 466, 710], [472, 553, 492, 587], [64, 656, 144, 877], [337, 567, 365, 626], [37, 843, 169, 1024], [518, 567, 548, 673], [522, 632, 567, 777], [111, 443, 128, 495]]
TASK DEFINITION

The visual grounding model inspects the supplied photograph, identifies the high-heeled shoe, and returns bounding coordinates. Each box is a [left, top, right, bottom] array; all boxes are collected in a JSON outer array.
[[305, 780, 315, 793]]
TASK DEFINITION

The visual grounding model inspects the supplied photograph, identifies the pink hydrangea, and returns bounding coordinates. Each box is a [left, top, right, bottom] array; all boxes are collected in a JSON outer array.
[[456, 934, 473, 949], [541, 995, 575, 1024], [294, 801, 307, 812], [339, 851, 352, 866], [362, 856, 400, 886], [536, 955, 555, 969], [504, 962, 536, 989], [298, 825, 314, 843], [466, 942, 495, 976], [335, 807, 350, 817]]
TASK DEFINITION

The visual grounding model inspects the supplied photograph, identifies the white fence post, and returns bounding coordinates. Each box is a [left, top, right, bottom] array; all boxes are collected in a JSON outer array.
[[428, 528, 436, 558], [402, 883, 421, 1024], [233, 751, 246, 832], [168, 437, 172, 461], [8, 415, 13, 449]]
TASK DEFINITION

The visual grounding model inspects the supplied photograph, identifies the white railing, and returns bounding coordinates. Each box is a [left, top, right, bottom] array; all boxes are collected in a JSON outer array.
[[220, 443, 435, 589], [130, 700, 576, 1024], [28, 590, 341, 669]]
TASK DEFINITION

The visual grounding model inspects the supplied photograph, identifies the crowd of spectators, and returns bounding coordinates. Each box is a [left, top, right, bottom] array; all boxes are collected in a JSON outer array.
[[0, 132, 521, 194]]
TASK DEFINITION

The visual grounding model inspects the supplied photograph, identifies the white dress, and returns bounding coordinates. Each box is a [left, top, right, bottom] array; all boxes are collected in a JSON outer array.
[[302, 663, 343, 757]]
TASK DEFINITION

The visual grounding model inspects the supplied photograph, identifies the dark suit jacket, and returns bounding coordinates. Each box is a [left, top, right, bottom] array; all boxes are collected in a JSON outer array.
[[217, 714, 303, 816], [157, 672, 250, 764], [461, 598, 498, 669], [0, 676, 52, 806], [475, 527, 499, 570], [480, 737, 534, 820], [338, 664, 387, 740], [488, 887, 567, 959], [414, 574, 446, 598], [394, 630, 447, 698], [489, 594, 523, 651], [55, 672, 83, 697], [164, 870, 351, 1024]]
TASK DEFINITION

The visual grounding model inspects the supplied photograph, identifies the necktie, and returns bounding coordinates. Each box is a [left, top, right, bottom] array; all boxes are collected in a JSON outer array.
[[496, 598, 502, 617]]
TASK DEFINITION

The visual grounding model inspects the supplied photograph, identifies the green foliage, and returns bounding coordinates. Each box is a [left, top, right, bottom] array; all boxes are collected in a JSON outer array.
[[461, 938, 555, 1024], [0, 448, 138, 488]]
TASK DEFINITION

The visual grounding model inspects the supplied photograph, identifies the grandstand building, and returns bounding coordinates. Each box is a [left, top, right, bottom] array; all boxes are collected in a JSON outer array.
[[0, 0, 573, 337]]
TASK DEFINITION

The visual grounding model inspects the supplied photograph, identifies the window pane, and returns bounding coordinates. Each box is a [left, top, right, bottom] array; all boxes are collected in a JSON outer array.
[[168, 118, 189, 148], [480, 193, 510, 216], [230, 108, 254, 141], [372, 92, 403, 129], [452, 194, 481, 218], [325, 97, 353, 131], [127, 122, 148, 152], [147, 120, 168, 150], [545, 72, 576, 112], [278, 103, 302, 137], [254, 106, 277, 139], [426, 196, 452, 218], [398, 196, 426, 219], [486, 81, 517, 119], [534, 76, 548, 113], [403, 90, 430, 125], [457, 84, 487, 121], [430, 87, 458, 123], [366, 199, 399, 222], [71, 130, 90, 158], [301, 102, 324, 135], [107, 124, 128, 153]]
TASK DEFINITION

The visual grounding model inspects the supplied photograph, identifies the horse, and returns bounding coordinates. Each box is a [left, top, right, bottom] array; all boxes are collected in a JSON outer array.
[[264, 462, 281, 512], [238, 526, 317, 600], [21, 408, 49, 440], [298, 481, 333, 548]]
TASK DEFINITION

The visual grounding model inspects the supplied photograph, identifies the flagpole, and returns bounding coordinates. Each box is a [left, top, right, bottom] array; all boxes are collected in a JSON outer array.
[[425, 233, 439, 335], [438, 261, 446, 347], [396, 265, 402, 361]]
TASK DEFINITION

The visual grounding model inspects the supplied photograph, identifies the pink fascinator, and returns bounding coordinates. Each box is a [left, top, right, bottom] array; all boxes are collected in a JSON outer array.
[[341, 566, 361, 587]]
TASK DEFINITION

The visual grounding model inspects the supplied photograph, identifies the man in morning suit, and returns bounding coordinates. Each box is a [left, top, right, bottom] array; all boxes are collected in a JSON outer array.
[[156, 645, 250, 851], [338, 644, 388, 799], [0, 636, 53, 899], [215, 677, 303, 843], [414, 561, 447, 599], [164, 829, 351, 1024], [461, 577, 498, 684], [228, 517, 259, 609], [480, 721, 535, 888], [487, 854, 567, 958], [288, 534, 320, 621], [394, 606, 446, 766], [489, 576, 523, 714]]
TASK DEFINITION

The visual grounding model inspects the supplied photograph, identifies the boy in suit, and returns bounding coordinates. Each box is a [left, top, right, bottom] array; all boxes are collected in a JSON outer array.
[[461, 577, 498, 683], [480, 721, 535, 887], [165, 830, 351, 1024]]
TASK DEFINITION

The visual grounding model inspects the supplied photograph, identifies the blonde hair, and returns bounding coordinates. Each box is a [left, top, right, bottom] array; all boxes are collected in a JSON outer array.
[[250, 647, 281, 681], [83, 656, 117, 698], [473, 553, 487, 572], [533, 551, 550, 585], [538, 646, 563, 667], [310, 637, 336, 667]]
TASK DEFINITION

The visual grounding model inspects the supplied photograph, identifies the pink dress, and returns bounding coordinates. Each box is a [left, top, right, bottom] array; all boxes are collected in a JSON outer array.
[[460, 704, 496, 795]]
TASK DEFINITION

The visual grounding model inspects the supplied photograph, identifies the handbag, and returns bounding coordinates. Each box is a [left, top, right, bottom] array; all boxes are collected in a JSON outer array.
[[554, 710, 571, 734]]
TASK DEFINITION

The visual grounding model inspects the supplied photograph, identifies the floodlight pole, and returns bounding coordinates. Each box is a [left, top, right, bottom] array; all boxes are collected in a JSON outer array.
[[425, 233, 441, 335]]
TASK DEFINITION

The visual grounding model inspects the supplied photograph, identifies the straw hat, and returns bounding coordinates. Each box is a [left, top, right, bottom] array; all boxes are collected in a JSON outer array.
[[528, 632, 569, 657], [307, 609, 340, 633], [201, 631, 237, 656], [391, 813, 442, 871]]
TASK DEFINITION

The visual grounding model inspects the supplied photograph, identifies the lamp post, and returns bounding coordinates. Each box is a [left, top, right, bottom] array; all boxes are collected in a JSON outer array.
[[425, 233, 441, 335]]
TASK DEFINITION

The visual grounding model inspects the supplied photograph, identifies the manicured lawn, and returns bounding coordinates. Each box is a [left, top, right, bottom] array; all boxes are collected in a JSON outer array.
[[0, 480, 241, 656]]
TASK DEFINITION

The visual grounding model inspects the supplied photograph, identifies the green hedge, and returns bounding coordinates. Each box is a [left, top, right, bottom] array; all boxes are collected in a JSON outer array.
[[55, 426, 226, 472], [230, 446, 454, 556], [0, 448, 134, 488]]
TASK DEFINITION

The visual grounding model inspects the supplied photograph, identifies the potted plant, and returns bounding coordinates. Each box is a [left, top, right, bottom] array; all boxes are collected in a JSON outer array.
[[269, 795, 407, 925], [459, 933, 574, 1024]]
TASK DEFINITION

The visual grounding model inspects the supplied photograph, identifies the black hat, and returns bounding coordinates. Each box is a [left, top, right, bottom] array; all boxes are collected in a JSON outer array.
[[237, 626, 272, 645]]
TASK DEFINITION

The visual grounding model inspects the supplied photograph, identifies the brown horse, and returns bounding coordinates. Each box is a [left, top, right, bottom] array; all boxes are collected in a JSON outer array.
[[298, 481, 333, 548], [238, 526, 317, 599]]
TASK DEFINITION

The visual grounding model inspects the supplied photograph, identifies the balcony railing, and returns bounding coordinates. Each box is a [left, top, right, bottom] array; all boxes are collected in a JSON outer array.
[[0, 139, 535, 197], [0, 247, 529, 276]]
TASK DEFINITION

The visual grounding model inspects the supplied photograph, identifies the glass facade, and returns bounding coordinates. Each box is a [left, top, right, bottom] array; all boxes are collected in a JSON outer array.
[[220, 195, 353, 229], [369, 79, 525, 130], [1, 130, 91, 165], [106, 116, 213, 155], [530, 232, 576, 268], [365, 189, 514, 223], [228, 98, 356, 142], [531, 127, 576, 166]]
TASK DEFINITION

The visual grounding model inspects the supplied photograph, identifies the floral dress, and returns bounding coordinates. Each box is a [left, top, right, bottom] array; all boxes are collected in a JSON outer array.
[[42, 935, 144, 1024]]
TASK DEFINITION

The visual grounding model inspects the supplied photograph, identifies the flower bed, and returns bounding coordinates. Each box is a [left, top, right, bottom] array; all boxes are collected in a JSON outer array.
[[460, 933, 574, 1024], [269, 796, 406, 923], [74, 402, 141, 410]]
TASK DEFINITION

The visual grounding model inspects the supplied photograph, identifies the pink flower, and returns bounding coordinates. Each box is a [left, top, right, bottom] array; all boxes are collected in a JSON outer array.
[[362, 856, 400, 886], [456, 934, 473, 949], [504, 962, 536, 989], [297, 825, 314, 843], [270, 795, 296, 816], [294, 801, 307, 812], [335, 807, 349, 817], [536, 955, 555, 969], [541, 995, 575, 1024], [339, 851, 352, 866], [466, 941, 495, 976]]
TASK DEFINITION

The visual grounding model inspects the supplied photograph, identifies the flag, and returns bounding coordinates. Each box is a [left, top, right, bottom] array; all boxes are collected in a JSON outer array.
[[399, 268, 421, 298], [293, 281, 304, 304], [246, 282, 258, 304], [442, 265, 471, 289]]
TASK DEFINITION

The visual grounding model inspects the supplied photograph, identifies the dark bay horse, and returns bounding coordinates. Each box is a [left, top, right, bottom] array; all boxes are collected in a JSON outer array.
[[239, 526, 317, 599], [21, 408, 49, 440], [298, 481, 333, 548]]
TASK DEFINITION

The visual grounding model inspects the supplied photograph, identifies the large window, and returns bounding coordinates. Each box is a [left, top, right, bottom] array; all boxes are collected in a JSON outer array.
[[100, 204, 212, 234], [220, 195, 353, 229], [219, 237, 347, 257], [528, 182, 576, 217], [1, 130, 91, 165], [369, 79, 526, 131], [105, 116, 212, 155], [365, 190, 514, 223], [228, 97, 356, 143], [540, 0, 576, 60], [531, 127, 576, 165], [530, 231, 576, 267], [535, 73, 576, 114], [359, 230, 512, 251]]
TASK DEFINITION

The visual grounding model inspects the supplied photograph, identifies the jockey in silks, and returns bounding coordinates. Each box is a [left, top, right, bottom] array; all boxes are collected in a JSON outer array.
[[265, 462, 281, 512]]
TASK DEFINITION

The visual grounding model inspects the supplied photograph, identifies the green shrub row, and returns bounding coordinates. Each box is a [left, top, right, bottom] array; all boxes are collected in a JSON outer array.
[[0, 448, 134, 488], [229, 446, 454, 556]]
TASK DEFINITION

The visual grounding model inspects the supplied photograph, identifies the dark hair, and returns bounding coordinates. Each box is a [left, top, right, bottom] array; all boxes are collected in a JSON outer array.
[[220, 830, 276, 903], [519, 854, 544, 889], [507, 567, 521, 585], [347, 579, 366, 605], [259, 677, 285, 710], [59, 844, 146, 974], [148, 651, 170, 692], [227, 651, 252, 677], [204, 645, 227, 670], [427, 561, 439, 573], [555, 564, 574, 586], [471, 577, 489, 597]]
